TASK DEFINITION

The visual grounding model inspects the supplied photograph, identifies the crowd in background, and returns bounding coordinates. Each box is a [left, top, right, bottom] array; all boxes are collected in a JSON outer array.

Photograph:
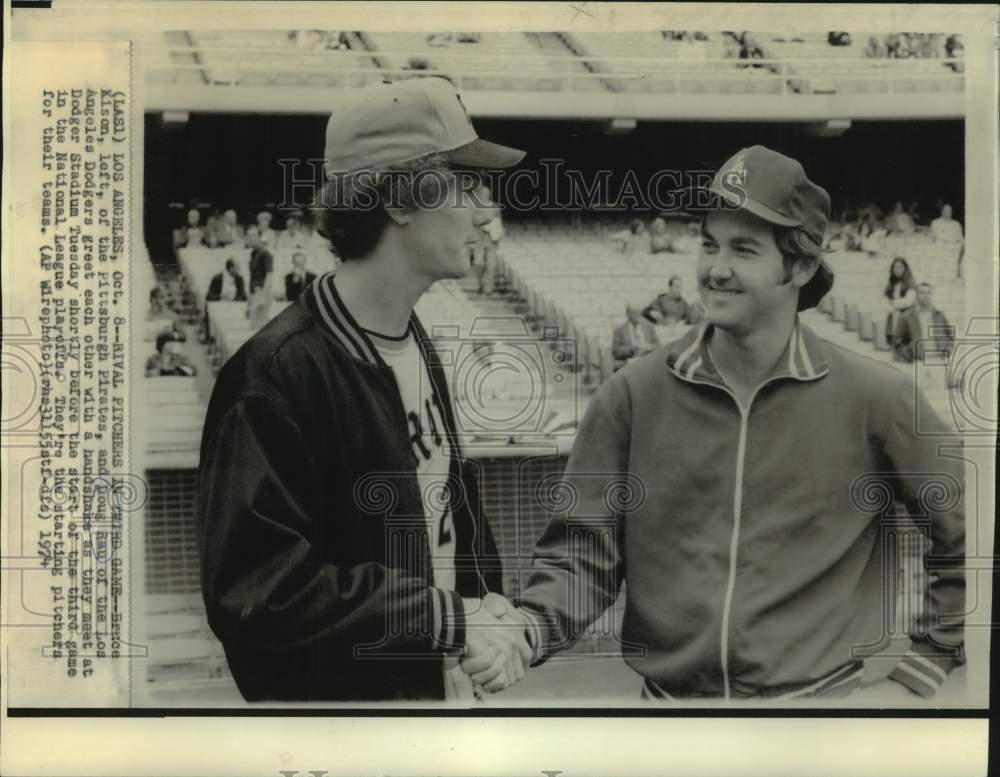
[[826, 201, 963, 268], [863, 32, 964, 65], [175, 207, 329, 252]]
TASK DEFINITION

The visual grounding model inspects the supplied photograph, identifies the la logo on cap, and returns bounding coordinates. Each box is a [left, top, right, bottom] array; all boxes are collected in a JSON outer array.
[[724, 154, 747, 181], [719, 154, 747, 205]]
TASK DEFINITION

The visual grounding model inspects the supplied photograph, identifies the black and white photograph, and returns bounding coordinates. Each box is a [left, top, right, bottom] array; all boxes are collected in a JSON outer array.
[[2, 3, 997, 775]]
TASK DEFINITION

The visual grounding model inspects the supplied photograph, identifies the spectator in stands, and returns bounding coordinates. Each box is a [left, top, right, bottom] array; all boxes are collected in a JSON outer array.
[[178, 208, 205, 247], [884, 257, 917, 346], [214, 209, 244, 246], [888, 201, 915, 235], [945, 34, 964, 72], [859, 210, 889, 256], [277, 211, 310, 250], [827, 31, 852, 46], [609, 219, 647, 254], [648, 217, 673, 254], [612, 303, 659, 371], [204, 209, 223, 248], [145, 330, 196, 377], [207, 258, 248, 303], [427, 32, 453, 47], [255, 210, 277, 248], [284, 252, 317, 303], [930, 203, 963, 244], [326, 31, 351, 51], [145, 285, 180, 342], [246, 226, 275, 328], [893, 282, 955, 364], [477, 187, 505, 295], [864, 35, 887, 58], [642, 276, 704, 330], [907, 200, 923, 226]]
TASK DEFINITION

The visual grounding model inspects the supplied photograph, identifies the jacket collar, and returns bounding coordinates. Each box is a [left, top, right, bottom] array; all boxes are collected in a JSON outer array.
[[306, 271, 436, 369], [665, 317, 830, 387]]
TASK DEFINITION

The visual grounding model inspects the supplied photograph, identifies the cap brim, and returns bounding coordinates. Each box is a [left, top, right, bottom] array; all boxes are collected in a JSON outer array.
[[669, 184, 802, 229], [445, 138, 525, 169], [708, 183, 801, 228]]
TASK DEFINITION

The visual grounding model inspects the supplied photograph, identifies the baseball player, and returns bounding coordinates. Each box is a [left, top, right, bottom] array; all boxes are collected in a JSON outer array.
[[197, 77, 531, 702], [477, 146, 966, 703]]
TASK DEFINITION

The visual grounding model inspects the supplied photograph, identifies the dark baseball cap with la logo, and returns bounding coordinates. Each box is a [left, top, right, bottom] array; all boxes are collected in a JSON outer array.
[[710, 145, 834, 311], [324, 77, 525, 177]]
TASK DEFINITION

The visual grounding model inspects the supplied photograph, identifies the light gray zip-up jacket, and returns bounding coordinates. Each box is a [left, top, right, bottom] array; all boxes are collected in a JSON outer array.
[[517, 320, 965, 699]]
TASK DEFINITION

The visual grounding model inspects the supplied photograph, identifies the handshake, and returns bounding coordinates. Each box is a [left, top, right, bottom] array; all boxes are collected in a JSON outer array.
[[459, 593, 534, 694]]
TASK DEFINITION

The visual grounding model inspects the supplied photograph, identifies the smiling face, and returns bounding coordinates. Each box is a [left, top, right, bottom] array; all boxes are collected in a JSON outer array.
[[697, 209, 801, 336]]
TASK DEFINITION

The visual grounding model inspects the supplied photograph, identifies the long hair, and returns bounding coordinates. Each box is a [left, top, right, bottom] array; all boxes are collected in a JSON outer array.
[[884, 256, 916, 299]]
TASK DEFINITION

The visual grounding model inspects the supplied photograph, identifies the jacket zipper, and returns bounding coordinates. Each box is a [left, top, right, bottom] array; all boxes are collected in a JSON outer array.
[[682, 374, 780, 701]]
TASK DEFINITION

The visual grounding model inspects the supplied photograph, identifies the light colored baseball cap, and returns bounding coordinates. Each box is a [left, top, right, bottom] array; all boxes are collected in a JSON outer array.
[[324, 77, 525, 177]]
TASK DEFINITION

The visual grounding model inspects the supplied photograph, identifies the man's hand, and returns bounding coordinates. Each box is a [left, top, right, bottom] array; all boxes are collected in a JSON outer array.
[[848, 678, 923, 705], [460, 596, 532, 694]]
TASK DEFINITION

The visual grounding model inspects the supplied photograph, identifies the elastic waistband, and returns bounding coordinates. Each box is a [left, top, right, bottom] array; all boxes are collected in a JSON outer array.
[[642, 661, 864, 703]]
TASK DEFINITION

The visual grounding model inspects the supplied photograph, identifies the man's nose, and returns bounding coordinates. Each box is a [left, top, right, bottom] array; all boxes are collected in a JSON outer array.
[[707, 257, 734, 280]]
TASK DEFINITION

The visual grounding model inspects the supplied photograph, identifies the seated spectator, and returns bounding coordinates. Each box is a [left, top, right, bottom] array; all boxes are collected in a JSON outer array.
[[907, 200, 923, 226], [888, 201, 915, 235], [884, 257, 918, 346], [213, 209, 244, 246], [326, 31, 351, 51], [863, 35, 887, 58], [612, 304, 660, 371], [945, 34, 964, 72], [145, 330, 196, 377], [206, 258, 248, 303], [609, 219, 647, 254], [648, 217, 673, 253], [893, 282, 955, 364], [642, 276, 704, 330], [427, 32, 453, 47], [145, 285, 180, 341], [255, 210, 277, 248], [284, 253, 317, 302], [930, 203, 963, 244], [277, 212, 310, 250], [827, 31, 852, 46], [177, 208, 205, 247]]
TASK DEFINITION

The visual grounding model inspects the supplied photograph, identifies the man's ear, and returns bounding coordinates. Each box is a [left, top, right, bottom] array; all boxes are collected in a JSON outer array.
[[790, 256, 820, 291]]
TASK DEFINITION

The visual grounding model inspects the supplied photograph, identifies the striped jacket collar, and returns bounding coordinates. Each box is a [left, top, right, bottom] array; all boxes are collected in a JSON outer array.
[[305, 271, 437, 368], [665, 317, 830, 387]]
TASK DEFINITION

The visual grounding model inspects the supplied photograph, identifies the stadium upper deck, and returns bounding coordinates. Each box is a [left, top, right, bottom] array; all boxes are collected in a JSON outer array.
[[143, 29, 964, 118]]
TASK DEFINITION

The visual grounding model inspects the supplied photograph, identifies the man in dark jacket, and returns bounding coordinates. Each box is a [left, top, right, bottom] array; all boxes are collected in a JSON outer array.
[[893, 282, 955, 363], [206, 259, 248, 302], [283, 252, 317, 303], [197, 77, 529, 702]]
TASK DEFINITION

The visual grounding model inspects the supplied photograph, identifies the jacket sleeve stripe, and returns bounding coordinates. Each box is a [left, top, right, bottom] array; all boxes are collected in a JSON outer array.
[[430, 588, 465, 653], [518, 607, 548, 664], [888, 661, 941, 697]]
